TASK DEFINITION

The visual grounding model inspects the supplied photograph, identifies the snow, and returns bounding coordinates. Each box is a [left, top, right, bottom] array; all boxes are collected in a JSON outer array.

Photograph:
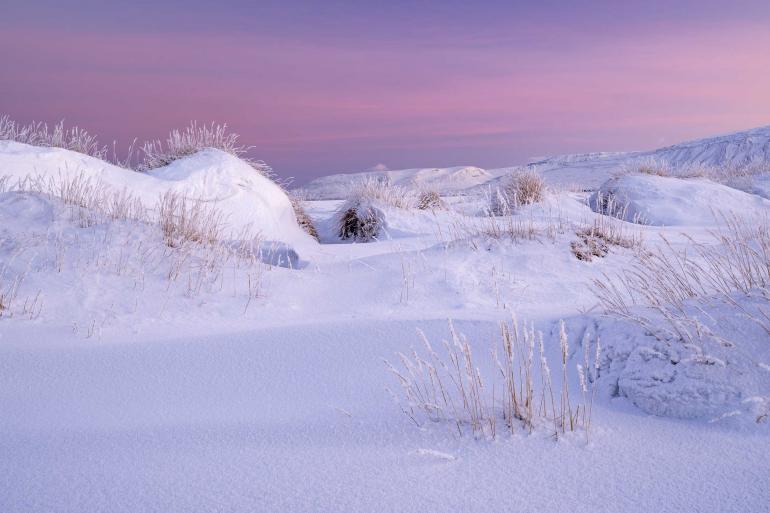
[[298, 125, 770, 199], [1, 137, 770, 512], [589, 174, 770, 226], [300, 165, 503, 199], [0, 141, 316, 252]]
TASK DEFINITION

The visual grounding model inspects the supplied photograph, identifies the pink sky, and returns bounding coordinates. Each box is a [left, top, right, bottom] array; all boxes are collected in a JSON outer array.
[[2, 2, 770, 182]]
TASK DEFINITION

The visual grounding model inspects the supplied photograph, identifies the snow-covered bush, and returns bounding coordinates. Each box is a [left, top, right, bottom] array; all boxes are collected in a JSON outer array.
[[416, 189, 445, 210], [490, 170, 545, 215], [334, 176, 411, 241], [570, 216, 641, 262], [386, 318, 600, 440], [336, 201, 384, 242], [140, 121, 270, 176], [0, 114, 107, 160]]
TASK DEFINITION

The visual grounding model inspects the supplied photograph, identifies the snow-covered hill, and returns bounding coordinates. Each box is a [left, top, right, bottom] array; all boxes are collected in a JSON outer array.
[[299, 125, 770, 197], [299, 165, 508, 199], [0, 141, 317, 251], [2, 129, 770, 513]]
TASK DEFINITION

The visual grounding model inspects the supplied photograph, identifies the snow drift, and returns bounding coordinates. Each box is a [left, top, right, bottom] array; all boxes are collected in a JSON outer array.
[[0, 141, 316, 251], [589, 174, 770, 226]]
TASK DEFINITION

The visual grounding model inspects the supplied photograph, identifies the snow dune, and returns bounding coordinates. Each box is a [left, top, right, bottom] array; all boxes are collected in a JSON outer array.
[[0, 141, 316, 251], [1, 134, 770, 512], [589, 174, 770, 226]]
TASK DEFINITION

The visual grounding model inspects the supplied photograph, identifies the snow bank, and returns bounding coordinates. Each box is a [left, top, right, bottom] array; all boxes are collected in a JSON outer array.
[[589, 174, 770, 226], [0, 141, 315, 250]]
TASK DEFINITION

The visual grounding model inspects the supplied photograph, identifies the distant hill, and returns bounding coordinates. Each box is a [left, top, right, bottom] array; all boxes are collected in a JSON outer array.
[[298, 125, 770, 198]]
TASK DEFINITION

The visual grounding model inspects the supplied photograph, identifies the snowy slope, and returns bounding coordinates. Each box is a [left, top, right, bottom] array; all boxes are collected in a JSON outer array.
[[299, 166, 506, 199], [652, 124, 770, 168], [299, 125, 770, 197], [2, 137, 770, 513], [0, 141, 316, 251]]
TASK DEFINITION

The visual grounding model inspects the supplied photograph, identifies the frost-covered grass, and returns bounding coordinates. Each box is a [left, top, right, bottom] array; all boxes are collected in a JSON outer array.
[[416, 189, 445, 210], [289, 195, 320, 241], [334, 176, 416, 241], [490, 169, 545, 215], [139, 121, 272, 176], [0, 172, 272, 323], [621, 155, 770, 193], [570, 213, 642, 262], [387, 317, 600, 440], [594, 212, 770, 342], [0, 114, 107, 160]]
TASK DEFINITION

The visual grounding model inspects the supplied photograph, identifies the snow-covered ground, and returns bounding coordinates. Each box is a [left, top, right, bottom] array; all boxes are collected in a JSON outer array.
[[1, 138, 769, 512], [300, 124, 770, 198]]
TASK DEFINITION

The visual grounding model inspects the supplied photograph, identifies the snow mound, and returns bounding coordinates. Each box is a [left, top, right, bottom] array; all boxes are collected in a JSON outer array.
[[589, 174, 770, 226], [0, 141, 316, 251]]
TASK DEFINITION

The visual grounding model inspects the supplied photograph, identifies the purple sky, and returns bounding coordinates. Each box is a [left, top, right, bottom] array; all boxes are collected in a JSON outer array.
[[2, 1, 770, 183]]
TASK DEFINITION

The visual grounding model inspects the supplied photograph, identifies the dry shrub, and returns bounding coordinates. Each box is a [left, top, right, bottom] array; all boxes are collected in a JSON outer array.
[[571, 217, 640, 262], [337, 202, 383, 242], [290, 196, 319, 241], [416, 190, 445, 210], [140, 121, 271, 176], [0, 114, 107, 160], [334, 176, 411, 242], [386, 317, 600, 440], [491, 170, 545, 215], [350, 175, 414, 209]]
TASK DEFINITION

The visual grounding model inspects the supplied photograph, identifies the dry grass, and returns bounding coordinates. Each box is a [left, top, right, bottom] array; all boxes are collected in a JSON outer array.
[[139, 121, 271, 176], [490, 170, 545, 215], [337, 202, 383, 242], [416, 190, 445, 210], [289, 196, 319, 241], [157, 191, 227, 248], [620, 156, 770, 192], [0, 182, 268, 320], [438, 200, 570, 248], [0, 114, 107, 160], [623, 157, 671, 177], [350, 175, 414, 209], [571, 215, 642, 262], [593, 212, 770, 344], [386, 317, 600, 440], [334, 176, 413, 242]]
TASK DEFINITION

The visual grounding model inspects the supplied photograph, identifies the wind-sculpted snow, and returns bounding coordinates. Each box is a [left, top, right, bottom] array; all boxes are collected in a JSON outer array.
[[589, 174, 770, 226], [2, 134, 770, 513], [652, 125, 770, 169], [0, 141, 316, 251]]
